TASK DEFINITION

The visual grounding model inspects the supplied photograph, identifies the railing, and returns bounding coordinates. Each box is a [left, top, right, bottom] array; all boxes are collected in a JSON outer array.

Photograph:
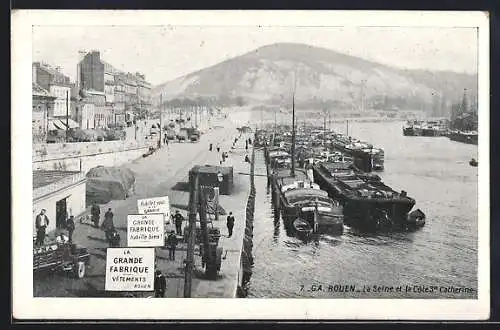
[[33, 172, 86, 201]]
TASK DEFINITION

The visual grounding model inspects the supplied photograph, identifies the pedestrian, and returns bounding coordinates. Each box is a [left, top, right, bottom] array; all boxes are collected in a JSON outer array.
[[245, 140, 248, 150], [164, 133, 168, 145], [35, 209, 50, 246], [209, 143, 213, 151], [66, 215, 75, 243], [226, 211, 235, 237], [244, 154, 251, 163], [216, 144, 220, 153], [154, 270, 166, 297], [248, 137, 252, 145], [102, 208, 115, 241], [91, 203, 100, 228], [166, 230, 178, 260], [173, 210, 184, 236]]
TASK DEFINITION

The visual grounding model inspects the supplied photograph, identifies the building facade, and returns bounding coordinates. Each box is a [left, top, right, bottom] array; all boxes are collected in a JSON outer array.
[[33, 170, 86, 234], [32, 83, 56, 143], [33, 62, 72, 119]]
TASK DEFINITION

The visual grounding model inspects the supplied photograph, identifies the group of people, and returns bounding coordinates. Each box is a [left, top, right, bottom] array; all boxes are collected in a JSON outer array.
[[35, 209, 76, 246]]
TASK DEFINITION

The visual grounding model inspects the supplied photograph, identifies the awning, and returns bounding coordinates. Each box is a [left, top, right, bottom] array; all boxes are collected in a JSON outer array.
[[66, 118, 80, 129], [51, 119, 66, 130], [47, 121, 58, 131], [50, 118, 80, 130]]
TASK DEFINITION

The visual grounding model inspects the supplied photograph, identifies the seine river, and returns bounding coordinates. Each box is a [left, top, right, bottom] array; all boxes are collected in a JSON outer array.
[[247, 121, 478, 298]]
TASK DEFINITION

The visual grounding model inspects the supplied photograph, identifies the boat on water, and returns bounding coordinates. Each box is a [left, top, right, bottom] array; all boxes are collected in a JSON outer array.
[[274, 171, 344, 236], [312, 161, 419, 232], [332, 137, 385, 172], [292, 218, 313, 239], [448, 130, 478, 145], [420, 121, 448, 137], [402, 120, 423, 136]]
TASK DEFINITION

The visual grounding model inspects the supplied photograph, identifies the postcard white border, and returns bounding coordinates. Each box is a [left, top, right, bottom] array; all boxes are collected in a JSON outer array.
[[12, 10, 490, 320]]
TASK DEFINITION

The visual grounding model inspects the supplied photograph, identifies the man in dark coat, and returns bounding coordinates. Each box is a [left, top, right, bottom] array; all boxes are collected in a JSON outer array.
[[166, 230, 178, 260], [66, 215, 75, 243], [35, 209, 50, 246], [173, 210, 184, 236], [226, 212, 235, 237], [102, 208, 115, 241], [91, 203, 100, 228], [154, 270, 166, 297]]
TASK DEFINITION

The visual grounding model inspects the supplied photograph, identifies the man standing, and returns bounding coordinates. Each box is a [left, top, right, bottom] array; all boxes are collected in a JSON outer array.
[[226, 211, 235, 237], [91, 203, 100, 228], [66, 215, 75, 243], [102, 208, 115, 241], [35, 209, 50, 246], [173, 210, 184, 236], [154, 270, 166, 297], [166, 230, 178, 260]]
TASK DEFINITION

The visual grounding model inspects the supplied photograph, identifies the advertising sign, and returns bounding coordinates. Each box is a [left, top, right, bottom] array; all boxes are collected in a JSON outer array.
[[127, 213, 165, 247], [105, 248, 155, 291], [137, 196, 170, 223]]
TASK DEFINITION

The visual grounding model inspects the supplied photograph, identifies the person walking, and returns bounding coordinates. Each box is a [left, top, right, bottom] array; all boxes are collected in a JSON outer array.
[[35, 209, 50, 246], [209, 143, 213, 151], [91, 203, 100, 228], [245, 140, 249, 150], [226, 212, 235, 237], [216, 143, 220, 153], [173, 210, 184, 236], [102, 208, 115, 241], [66, 215, 75, 243], [166, 230, 178, 260], [154, 270, 166, 297]]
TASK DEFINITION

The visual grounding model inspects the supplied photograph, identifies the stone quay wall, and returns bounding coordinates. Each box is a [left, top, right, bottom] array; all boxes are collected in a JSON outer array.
[[32, 140, 156, 173]]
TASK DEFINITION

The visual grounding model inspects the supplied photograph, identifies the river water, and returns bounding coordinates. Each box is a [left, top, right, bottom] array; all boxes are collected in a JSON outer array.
[[247, 121, 478, 299]]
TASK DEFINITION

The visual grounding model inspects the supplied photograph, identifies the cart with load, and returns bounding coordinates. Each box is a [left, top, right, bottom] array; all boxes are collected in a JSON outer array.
[[33, 237, 91, 279]]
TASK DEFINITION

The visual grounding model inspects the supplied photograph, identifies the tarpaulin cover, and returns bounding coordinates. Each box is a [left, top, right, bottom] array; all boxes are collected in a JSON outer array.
[[86, 166, 135, 204]]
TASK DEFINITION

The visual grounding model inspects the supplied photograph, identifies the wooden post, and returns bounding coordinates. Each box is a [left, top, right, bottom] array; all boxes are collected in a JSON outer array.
[[198, 185, 210, 271], [184, 173, 199, 298]]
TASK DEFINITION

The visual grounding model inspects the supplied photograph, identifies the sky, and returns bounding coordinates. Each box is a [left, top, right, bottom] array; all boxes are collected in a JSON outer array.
[[32, 25, 478, 86]]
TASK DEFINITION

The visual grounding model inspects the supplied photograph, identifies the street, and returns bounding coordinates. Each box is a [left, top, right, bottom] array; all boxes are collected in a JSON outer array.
[[34, 113, 253, 297]]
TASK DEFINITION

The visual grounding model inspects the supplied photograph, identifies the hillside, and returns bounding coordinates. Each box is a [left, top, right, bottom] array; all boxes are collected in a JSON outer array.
[[152, 42, 477, 111]]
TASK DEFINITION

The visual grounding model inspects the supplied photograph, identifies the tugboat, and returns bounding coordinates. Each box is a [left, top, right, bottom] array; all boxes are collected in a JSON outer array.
[[469, 158, 478, 167], [312, 161, 419, 232]]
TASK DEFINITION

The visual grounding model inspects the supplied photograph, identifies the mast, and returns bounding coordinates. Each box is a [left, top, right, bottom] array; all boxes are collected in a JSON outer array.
[[346, 119, 349, 137], [290, 91, 296, 177], [323, 110, 327, 151]]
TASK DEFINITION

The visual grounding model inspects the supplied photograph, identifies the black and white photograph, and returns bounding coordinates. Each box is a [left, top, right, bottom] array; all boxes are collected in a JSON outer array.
[[12, 10, 489, 320]]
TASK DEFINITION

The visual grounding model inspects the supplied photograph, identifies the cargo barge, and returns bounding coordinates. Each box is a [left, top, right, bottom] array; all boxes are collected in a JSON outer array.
[[312, 161, 422, 232]]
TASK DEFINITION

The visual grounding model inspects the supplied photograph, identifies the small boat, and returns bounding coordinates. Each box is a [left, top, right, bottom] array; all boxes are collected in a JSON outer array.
[[407, 208, 426, 229], [469, 158, 478, 167], [292, 218, 313, 239]]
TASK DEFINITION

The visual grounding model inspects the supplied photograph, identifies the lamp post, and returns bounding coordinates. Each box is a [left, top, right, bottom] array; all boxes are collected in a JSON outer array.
[[216, 171, 223, 221]]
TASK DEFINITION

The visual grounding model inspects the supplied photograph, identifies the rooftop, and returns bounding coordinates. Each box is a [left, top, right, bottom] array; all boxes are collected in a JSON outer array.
[[33, 170, 82, 189], [32, 83, 55, 98]]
